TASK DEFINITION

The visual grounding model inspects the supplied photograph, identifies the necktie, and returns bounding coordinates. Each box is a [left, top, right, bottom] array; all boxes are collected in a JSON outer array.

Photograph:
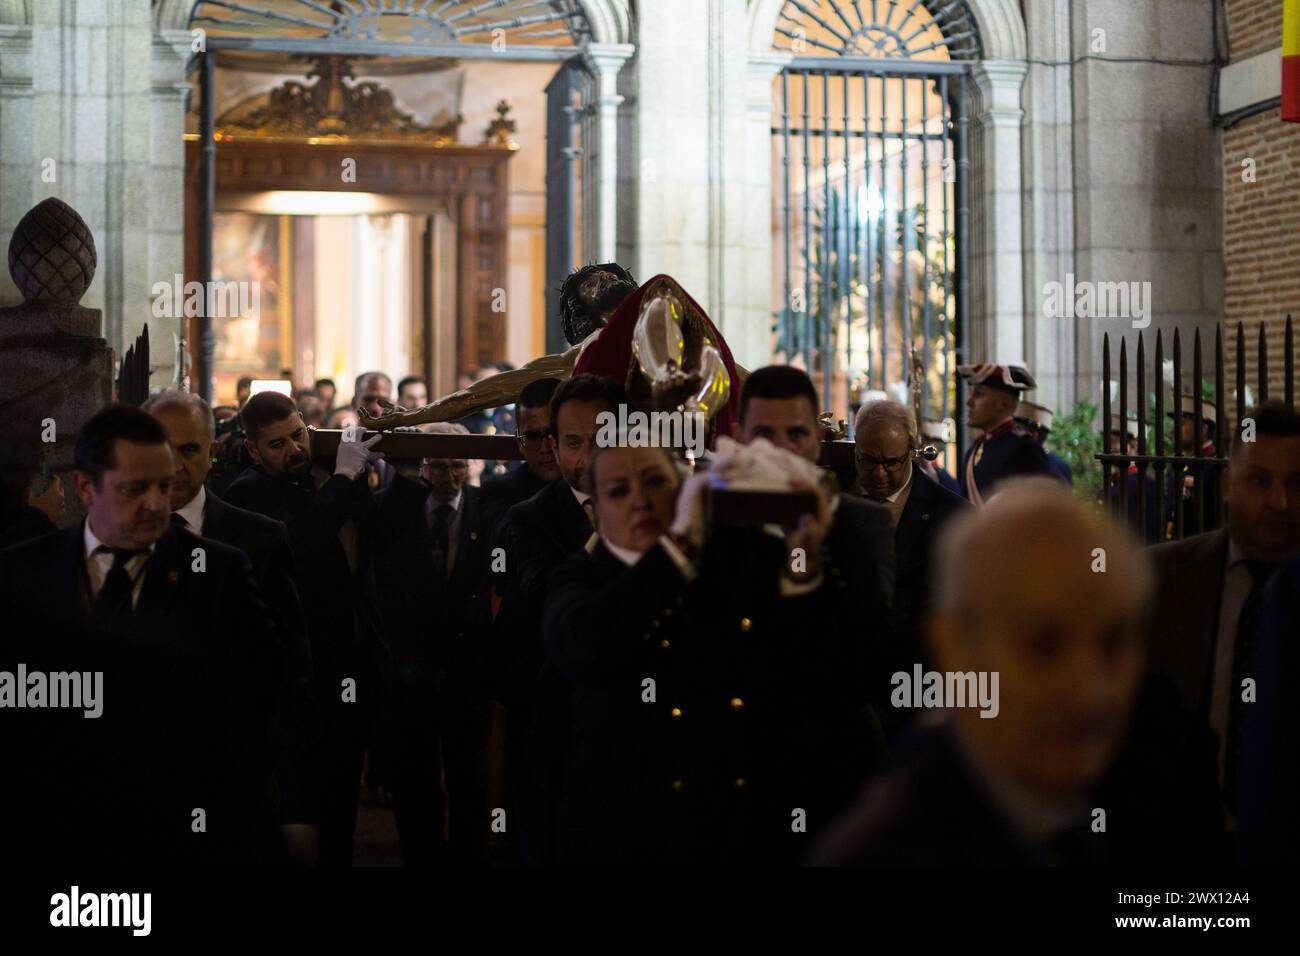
[[91, 547, 143, 627], [1225, 559, 1276, 808], [171, 512, 188, 529], [581, 499, 596, 530], [431, 503, 454, 581]]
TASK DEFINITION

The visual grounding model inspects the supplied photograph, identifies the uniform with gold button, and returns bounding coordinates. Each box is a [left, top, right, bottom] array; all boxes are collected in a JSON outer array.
[[542, 518, 883, 866]]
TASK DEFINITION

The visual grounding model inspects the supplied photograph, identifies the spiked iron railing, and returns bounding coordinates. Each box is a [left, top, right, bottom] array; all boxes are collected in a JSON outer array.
[[116, 324, 151, 406], [1099, 315, 1295, 543]]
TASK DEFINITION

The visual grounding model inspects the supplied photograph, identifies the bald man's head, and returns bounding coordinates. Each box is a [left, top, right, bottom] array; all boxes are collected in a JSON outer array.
[[928, 478, 1152, 801]]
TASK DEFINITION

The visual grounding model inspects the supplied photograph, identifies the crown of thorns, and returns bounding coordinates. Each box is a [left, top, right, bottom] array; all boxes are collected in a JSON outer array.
[[558, 262, 636, 346]]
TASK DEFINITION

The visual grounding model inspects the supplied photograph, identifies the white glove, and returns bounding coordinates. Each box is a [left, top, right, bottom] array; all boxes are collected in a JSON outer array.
[[335, 431, 384, 480], [670, 470, 713, 551]]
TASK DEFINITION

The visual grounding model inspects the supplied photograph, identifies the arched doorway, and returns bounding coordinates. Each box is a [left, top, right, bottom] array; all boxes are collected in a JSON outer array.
[[156, 0, 633, 403], [768, 0, 981, 471], [748, 0, 1029, 469]]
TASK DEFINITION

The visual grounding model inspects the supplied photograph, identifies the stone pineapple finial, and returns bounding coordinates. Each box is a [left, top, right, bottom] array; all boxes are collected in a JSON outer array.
[[7, 197, 97, 305]]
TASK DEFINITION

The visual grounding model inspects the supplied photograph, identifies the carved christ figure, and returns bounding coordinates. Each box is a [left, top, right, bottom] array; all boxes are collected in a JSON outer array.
[[359, 265, 752, 434]]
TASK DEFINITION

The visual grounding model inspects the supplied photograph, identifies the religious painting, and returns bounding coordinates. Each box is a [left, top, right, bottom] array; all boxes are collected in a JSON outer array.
[[211, 212, 291, 403]]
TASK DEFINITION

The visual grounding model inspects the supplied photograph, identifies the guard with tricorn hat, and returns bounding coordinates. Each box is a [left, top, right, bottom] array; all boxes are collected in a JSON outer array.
[[958, 363, 1052, 505], [1014, 400, 1073, 486]]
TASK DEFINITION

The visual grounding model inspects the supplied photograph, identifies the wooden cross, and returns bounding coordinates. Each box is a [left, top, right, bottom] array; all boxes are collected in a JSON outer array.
[[308, 428, 857, 468]]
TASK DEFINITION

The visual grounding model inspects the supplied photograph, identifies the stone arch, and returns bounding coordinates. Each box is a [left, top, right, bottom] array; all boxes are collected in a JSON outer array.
[[746, 0, 1026, 61], [579, 0, 633, 45], [154, 0, 633, 45]]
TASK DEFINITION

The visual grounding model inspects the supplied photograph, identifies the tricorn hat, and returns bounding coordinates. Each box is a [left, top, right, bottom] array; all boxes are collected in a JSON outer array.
[[1167, 392, 1217, 426], [1108, 414, 1139, 439], [920, 417, 955, 443], [1014, 400, 1054, 431], [958, 363, 1037, 395]]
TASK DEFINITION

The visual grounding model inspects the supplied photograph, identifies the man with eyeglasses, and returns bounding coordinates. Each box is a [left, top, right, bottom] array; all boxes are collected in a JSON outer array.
[[479, 377, 564, 537], [373, 421, 493, 865], [854, 400, 969, 734]]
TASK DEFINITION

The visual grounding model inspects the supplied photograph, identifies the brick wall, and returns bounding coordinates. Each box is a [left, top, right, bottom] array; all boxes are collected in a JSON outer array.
[[1224, 0, 1284, 60], [1222, 113, 1298, 407], [1222, 0, 1296, 412]]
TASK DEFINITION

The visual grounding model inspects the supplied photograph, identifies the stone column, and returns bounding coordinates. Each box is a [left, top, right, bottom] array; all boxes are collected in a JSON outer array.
[[0, 0, 189, 392], [734, 51, 791, 370], [629, 0, 710, 294], [628, 0, 772, 367], [150, 29, 194, 387], [1019, 0, 1076, 414], [0, 198, 115, 526], [583, 43, 634, 263], [706, 0, 771, 372], [1067, 0, 1221, 411], [969, 60, 1028, 368]]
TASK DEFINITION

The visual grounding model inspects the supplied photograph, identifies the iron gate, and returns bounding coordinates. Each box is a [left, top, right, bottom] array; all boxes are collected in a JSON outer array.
[[1100, 316, 1297, 543], [771, 0, 980, 472]]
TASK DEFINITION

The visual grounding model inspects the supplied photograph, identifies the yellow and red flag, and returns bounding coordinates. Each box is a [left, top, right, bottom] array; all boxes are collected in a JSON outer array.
[[1285, 0, 1300, 121]]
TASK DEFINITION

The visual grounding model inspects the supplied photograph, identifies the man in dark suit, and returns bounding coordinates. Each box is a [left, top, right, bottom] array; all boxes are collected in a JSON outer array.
[[492, 373, 628, 864], [734, 366, 896, 688], [957, 363, 1051, 505], [0, 404, 292, 865], [814, 480, 1224, 865], [143, 389, 316, 863], [374, 422, 493, 865], [223, 391, 391, 867], [473, 377, 562, 859], [1146, 402, 1300, 815], [853, 399, 968, 729], [479, 376, 563, 537], [1238, 553, 1300, 864]]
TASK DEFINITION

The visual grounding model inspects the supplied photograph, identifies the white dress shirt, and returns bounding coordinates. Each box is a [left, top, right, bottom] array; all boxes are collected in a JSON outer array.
[[870, 465, 914, 530], [83, 519, 154, 607], [571, 484, 593, 519], [172, 485, 207, 534], [598, 532, 699, 584], [601, 535, 644, 567]]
